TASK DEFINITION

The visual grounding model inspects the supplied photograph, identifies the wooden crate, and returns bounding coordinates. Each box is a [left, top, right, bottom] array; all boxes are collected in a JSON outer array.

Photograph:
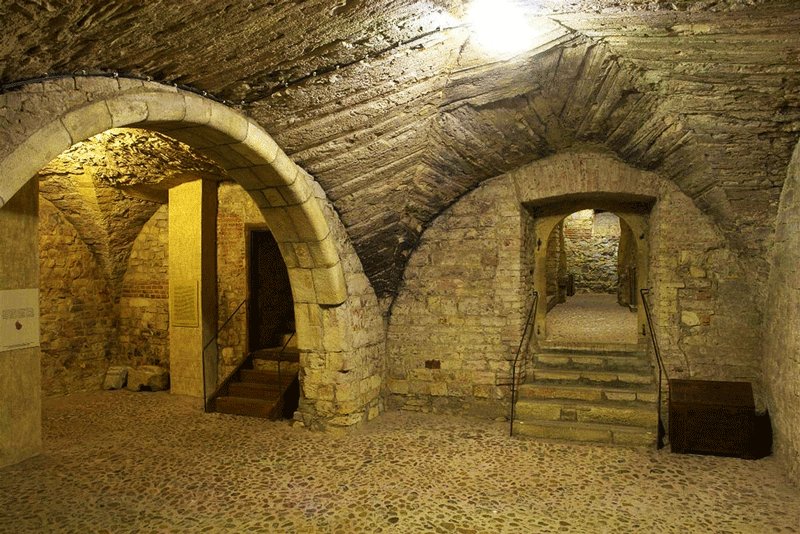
[[669, 379, 756, 458]]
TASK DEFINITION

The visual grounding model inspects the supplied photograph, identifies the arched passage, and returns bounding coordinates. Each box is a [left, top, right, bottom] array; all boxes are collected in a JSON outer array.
[[0, 87, 347, 306], [541, 208, 641, 344], [0, 79, 386, 467]]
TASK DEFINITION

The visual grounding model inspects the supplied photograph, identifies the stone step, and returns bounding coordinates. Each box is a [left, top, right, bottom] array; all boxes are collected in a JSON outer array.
[[534, 351, 652, 372], [518, 382, 658, 404], [515, 398, 658, 427], [531, 368, 654, 386], [215, 396, 281, 419], [538, 341, 646, 354], [514, 419, 657, 447]]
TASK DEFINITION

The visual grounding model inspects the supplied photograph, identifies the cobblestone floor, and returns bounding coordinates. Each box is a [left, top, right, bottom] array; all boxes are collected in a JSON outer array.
[[1, 391, 798, 533], [547, 293, 639, 344]]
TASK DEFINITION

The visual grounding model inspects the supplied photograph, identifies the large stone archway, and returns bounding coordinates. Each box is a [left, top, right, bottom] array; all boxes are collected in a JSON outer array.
[[0, 78, 385, 468], [387, 147, 763, 420]]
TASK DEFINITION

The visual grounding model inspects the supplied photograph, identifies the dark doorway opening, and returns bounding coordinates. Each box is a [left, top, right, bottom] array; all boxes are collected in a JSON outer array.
[[248, 230, 295, 352]]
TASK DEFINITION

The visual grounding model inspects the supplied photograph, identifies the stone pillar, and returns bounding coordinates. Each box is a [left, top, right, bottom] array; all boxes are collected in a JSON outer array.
[[168, 180, 217, 399], [0, 180, 42, 467]]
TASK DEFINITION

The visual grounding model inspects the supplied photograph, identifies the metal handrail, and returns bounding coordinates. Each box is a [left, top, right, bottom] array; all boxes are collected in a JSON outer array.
[[640, 288, 669, 448], [276, 331, 296, 390], [202, 298, 248, 412], [509, 290, 539, 437]]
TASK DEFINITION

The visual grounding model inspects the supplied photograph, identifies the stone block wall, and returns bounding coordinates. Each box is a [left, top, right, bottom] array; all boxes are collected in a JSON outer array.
[[564, 210, 619, 294], [386, 179, 530, 418], [387, 150, 765, 420], [118, 205, 169, 368], [649, 188, 764, 405], [545, 221, 565, 300], [294, 184, 386, 430], [763, 141, 800, 484], [38, 198, 116, 395]]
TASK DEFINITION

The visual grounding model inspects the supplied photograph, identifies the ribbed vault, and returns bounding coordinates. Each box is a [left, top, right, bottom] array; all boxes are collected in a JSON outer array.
[[2, 0, 799, 297]]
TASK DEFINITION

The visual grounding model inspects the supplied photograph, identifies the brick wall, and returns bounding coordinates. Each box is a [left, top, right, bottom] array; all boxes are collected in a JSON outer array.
[[763, 141, 800, 484]]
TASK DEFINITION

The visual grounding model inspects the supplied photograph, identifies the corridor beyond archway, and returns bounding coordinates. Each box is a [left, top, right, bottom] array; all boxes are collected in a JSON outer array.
[[545, 293, 638, 344]]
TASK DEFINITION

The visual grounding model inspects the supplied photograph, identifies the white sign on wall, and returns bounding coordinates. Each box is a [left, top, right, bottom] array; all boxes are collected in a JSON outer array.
[[0, 289, 40, 352]]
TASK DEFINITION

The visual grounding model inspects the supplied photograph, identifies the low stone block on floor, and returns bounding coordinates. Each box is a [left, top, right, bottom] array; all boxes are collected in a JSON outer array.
[[103, 366, 129, 390], [126, 366, 170, 391]]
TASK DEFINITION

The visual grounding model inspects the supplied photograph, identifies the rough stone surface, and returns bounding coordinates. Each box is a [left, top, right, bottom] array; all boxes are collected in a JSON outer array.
[[126, 365, 169, 392], [102, 366, 128, 390], [563, 210, 620, 294], [2, 3, 799, 298], [388, 151, 764, 419], [38, 198, 115, 395], [547, 294, 638, 345], [763, 141, 800, 485], [0, 391, 799, 532], [118, 206, 169, 368]]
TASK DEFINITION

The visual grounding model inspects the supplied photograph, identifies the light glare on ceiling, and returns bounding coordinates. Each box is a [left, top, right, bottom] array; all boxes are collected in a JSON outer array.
[[467, 0, 538, 57]]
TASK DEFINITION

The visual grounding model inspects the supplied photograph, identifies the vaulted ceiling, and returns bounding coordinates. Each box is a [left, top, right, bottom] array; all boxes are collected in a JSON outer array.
[[3, 0, 800, 297]]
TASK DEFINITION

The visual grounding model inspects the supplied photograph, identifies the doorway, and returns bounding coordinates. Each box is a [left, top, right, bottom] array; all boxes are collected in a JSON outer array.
[[248, 229, 295, 352]]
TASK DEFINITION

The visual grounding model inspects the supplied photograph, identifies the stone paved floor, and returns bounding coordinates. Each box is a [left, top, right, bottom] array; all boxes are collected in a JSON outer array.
[[1, 391, 799, 533], [547, 293, 639, 344]]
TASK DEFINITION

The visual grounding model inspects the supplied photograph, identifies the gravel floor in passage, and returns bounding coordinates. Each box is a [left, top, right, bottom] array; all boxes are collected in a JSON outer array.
[[547, 293, 639, 344], [1, 390, 798, 533]]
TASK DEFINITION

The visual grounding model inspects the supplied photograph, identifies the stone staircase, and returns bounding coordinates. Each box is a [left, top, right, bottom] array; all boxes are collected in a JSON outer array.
[[514, 342, 658, 447], [210, 334, 300, 420]]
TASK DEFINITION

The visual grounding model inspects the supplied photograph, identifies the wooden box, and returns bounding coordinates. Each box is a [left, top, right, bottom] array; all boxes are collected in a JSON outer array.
[[669, 379, 756, 458]]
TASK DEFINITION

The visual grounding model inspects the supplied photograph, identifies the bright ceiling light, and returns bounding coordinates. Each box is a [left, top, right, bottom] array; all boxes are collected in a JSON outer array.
[[466, 0, 539, 58]]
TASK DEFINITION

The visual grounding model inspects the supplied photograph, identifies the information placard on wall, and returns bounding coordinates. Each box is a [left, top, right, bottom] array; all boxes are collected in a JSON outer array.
[[0, 289, 40, 352], [171, 282, 199, 327]]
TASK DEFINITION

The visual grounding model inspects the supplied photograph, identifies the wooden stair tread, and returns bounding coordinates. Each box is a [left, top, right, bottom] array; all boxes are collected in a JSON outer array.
[[251, 347, 300, 362], [239, 369, 298, 383], [215, 396, 281, 419]]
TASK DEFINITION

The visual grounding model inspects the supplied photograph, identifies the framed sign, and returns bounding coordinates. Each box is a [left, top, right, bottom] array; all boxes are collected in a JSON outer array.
[[0, 289, 40, 352]]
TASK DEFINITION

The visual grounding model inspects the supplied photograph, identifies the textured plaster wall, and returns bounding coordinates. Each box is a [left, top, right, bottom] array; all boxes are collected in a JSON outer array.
[[763, 141, 800, 484], [388, 151, 765, 418], [118, 205, 169, 368], [38, 198, 116, 395]]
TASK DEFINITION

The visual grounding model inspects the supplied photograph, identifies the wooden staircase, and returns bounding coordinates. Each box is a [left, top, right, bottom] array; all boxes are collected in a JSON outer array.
[[514, 342, 659, 447], [209, 335, 300, 420]]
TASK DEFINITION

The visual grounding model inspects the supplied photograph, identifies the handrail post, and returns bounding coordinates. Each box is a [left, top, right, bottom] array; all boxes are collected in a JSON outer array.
[[202, 297, 248, 413], [510, 290, 539, 437], [640, 288, 669, 449]]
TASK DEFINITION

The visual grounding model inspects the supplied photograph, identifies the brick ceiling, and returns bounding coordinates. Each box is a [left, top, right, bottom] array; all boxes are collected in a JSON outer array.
[[2, 0, 800, 297]]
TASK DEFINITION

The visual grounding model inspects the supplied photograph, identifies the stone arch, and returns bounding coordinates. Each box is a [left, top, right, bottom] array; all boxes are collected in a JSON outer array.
[[762, 138, 800, 482], [510, 150, 659, 340], [0, 81, 347, 307], [542, 208, 641, 301]]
